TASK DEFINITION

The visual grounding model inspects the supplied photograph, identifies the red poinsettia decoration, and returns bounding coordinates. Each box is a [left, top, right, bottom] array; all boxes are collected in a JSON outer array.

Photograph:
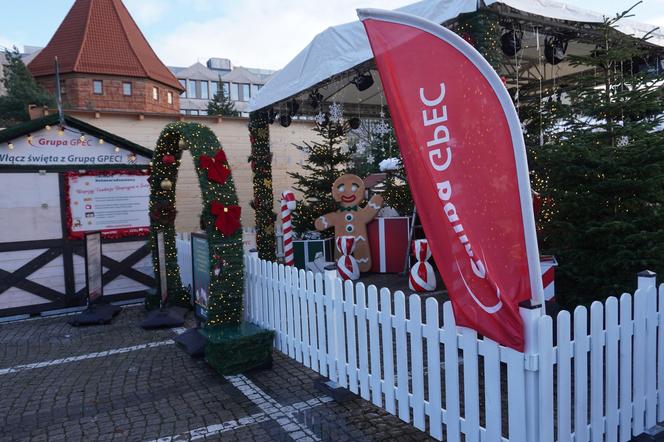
[[200, 150, 231, 185], [162, 154, 176, 165], [210, 202, 241, 236]]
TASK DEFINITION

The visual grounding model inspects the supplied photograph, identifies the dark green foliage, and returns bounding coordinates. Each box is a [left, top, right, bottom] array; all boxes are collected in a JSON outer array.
[[207, 78, 239, 117], [289, 119, 353, 234], [526, 7, 664, 307], [148, 122, 244, 326], [0, 47, 54, 126]]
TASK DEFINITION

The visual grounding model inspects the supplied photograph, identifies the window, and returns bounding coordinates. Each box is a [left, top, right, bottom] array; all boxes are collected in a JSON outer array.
[[200, 110, 208, 116], [123, 82, 132, 96], [167, 91, 173, 105], [201, 81, 209, 100], [210, 81, 219, 98], [230, 83, 239, 101], [223, 82, 230, 96], [189, 110, 199, 116], [93, 80, 103, 95], [179, 79, 186, 97], [187, 80, 196, 99], [241, 83, 250, 101], [152, 86, 159, 101], [251, 84, 260, 97], [180, 109, 187, 115]]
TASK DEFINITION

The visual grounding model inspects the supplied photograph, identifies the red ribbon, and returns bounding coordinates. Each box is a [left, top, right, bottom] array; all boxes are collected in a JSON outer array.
[[200, 150, 231, 185], [211, 202, 241, 236]]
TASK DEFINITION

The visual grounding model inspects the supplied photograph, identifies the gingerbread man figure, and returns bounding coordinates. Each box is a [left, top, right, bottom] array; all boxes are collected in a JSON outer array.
[[314, 174, 383, 272]]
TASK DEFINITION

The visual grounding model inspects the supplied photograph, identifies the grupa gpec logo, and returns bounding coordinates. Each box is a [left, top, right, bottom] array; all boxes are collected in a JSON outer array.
[[28, 134, 94, 148]]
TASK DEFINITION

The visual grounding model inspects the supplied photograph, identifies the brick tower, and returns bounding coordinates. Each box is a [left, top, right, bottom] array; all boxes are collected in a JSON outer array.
[[28, 0, 183, 114]]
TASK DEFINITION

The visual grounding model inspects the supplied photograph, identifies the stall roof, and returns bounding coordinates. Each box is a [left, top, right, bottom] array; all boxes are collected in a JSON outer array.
[[249, 0, 664, 113], [0, 114, 153, 159]]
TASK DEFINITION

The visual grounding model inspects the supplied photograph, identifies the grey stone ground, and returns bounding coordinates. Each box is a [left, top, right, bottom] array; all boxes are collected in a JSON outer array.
[[0, 305, 433, 441]]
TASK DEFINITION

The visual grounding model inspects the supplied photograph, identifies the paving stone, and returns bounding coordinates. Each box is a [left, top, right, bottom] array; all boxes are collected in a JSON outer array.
[[0, 307, 434, 441]]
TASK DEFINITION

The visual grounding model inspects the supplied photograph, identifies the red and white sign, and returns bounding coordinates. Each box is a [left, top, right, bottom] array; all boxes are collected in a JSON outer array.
[[360, 9, 544, 351], [66, 171, 150, 239]]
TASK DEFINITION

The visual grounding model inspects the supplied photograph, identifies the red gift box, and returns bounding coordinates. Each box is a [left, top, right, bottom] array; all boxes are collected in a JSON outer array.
[[367, 217, 410, 273]]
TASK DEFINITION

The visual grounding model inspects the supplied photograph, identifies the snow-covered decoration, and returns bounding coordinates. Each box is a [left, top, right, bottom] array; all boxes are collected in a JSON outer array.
[[617, 136, 630, 147], [367, 153, 375, 163], [314, 111, 327, 126], [355, 140, 368, 154], [379, 157, 400, 172], [329, 102, 344, 123]]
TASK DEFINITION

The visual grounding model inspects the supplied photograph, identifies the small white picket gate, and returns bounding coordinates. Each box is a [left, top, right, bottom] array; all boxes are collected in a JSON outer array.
[[242, 254, 664, 442]]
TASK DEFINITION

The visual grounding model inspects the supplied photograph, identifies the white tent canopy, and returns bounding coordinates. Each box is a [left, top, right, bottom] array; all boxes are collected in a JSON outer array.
[[248, 0, 664, 112]]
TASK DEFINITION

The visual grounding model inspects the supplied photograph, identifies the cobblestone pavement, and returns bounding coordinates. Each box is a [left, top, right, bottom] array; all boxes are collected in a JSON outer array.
[[0, 305, 434, 441]]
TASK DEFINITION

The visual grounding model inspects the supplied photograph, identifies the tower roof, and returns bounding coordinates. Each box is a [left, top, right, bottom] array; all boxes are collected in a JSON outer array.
[[28, 0, 183, 91]]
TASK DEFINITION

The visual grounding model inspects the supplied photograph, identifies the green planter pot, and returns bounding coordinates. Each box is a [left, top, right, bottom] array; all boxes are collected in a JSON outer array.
[[202, 322, 275, 375]]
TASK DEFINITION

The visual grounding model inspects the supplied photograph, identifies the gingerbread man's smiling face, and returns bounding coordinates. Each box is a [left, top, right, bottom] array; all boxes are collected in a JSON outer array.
[[332, 174, 365, 208]]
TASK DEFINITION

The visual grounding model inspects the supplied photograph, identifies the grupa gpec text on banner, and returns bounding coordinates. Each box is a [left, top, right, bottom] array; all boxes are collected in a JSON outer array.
[[0, 127, 149, 166]]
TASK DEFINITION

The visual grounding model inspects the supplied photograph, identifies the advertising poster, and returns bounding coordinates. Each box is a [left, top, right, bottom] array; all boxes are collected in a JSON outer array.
[[66, 171, 150, 239], [191, 233, 210, 321], [85, 232, 103, 303], [157, 231, 168, 305]]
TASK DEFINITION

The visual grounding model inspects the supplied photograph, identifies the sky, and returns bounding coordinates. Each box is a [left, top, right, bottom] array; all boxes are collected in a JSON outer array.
[[1, 0, 663, 71]]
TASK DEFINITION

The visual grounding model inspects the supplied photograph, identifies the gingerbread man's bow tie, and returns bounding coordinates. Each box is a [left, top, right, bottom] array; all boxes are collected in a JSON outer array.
[[338, 205, 358, 212]]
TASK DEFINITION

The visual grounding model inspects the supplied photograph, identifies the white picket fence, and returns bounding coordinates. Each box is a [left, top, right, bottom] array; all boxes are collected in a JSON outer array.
[[243, 254, 664, 442]]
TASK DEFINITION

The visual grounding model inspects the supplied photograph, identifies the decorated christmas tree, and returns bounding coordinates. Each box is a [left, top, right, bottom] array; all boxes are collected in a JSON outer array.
[[349, 113, 414, 216], [207, 78, 239, 117], [289, 107, 353, 234], [526, 7, 664, 306]]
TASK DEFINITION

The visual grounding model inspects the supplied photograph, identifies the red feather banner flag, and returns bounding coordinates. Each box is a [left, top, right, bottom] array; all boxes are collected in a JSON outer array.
[[359, 9, 544, 351]]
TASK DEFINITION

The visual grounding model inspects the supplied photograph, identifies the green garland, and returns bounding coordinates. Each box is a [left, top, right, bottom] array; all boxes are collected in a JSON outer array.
[[147, 122, 244, 326], [248, 111, 276, 261]]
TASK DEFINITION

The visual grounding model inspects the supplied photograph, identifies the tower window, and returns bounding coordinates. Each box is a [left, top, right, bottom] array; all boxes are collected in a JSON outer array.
[[93, 80, 103, 95]]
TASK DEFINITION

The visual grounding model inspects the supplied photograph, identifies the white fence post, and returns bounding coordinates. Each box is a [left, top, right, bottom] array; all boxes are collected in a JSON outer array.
[[324, 264, 339, 383], [520, 301, 543, 442], [638, 269, 656, 292]]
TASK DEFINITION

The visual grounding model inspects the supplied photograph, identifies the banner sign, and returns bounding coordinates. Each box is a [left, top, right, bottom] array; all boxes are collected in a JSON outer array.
[[191, 233, 210, 321], [360, 9, 543, 351], [66, 171, 150, 239], [0, 126, 149, 166], [85, 231, 103, 303]]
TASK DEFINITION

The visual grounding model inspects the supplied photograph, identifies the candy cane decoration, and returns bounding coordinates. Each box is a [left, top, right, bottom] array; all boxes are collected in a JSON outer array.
[[409, 239, 436, 292], [281, 190, 297, 266], [336, 236, 359, 281]]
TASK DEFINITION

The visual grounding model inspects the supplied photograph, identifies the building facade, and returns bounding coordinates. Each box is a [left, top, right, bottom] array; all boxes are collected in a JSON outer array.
[[26, 0, 183, 115], [170, 58, 274, 116]]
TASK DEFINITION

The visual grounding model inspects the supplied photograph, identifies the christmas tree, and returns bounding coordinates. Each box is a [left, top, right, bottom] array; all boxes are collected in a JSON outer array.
[[0, 47, 54, 126], [289, 109, 353, 234], [526, 7, 664, 307], [207, 77, 239, 117]]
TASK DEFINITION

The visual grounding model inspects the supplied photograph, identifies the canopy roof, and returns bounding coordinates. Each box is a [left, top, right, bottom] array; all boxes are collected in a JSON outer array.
[[249, 0, 664, 114]]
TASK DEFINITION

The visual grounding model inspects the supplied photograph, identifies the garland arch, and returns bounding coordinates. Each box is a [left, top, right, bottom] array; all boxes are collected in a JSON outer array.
[[148, 122, 243, 327]]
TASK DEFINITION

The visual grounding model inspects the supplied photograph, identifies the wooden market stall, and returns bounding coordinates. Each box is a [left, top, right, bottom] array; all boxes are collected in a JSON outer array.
[[0, 114, 153, 318]]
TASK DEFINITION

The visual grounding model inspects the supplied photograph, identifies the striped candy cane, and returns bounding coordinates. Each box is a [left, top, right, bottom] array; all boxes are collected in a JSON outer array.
[[336, 236, 359, 281], [281, 190, 297, 266], [409, 239, 436, 292]]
